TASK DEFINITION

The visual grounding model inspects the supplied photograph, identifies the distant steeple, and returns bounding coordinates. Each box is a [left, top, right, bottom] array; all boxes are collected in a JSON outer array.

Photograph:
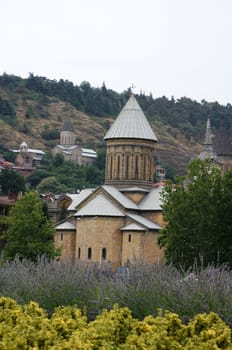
[[198, 118, 216, 161], [20, 141, 28, 152], [63, 119, 74, 132], [60, 119, 76, 146]]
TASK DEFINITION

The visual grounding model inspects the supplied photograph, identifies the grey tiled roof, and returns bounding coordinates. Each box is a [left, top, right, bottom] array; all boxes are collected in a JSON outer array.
[[120, 186, 149, 193], [75, 193, 125, 217], [102, 185, 138, 210], [126, 212, 161, 230], [55, 221, 76, 230], [63, 119, 74, 131], [104, 95, 157, 141], [139, 186, 163, 211], [68, 189, 95, 211], [121, 222, 146, 231]]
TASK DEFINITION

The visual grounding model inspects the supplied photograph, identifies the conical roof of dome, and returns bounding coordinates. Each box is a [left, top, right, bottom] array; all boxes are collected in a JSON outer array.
[[63, 119, 74, 132], [104, 95, 157, 141], [20, 141, 28, 147], [198, 118, 216, 161]]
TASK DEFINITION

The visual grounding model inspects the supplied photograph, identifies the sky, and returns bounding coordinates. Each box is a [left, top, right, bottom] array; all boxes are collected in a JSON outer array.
[[1, 0, 232, 105]]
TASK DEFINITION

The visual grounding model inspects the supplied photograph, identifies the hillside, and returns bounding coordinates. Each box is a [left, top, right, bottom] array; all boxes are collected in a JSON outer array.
[[1, 73, 232, 176]]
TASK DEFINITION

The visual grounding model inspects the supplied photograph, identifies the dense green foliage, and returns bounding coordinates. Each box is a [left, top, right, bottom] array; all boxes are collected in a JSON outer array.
[[3, 192, 60, 261], [159, 159, 232, 269], [0, 94, 16, 126], [26, 152, 104, 193], [0, 168, 26, 195], [0, 297, 231, 349], [1, 73, 232, 142], [41, 128, 60, 140], [0, 145, 17, 163]]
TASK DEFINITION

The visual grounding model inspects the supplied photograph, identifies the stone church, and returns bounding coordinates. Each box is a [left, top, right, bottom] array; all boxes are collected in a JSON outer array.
[[54, 95, 164, 266], [52, 119, 97, 166], [198, 118, 232, 172]]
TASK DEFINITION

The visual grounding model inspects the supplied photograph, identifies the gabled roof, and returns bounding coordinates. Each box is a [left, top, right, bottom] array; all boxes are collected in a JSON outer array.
[[12, 148, 45, 155], [104, 95, 157, 141], [81, 148, 97, 158], [55, 221, 76, 230], [74, 192, 125, 217], [121, 222, 146, 231], [102, 185, 138, 210], [68, 189, 95, 211], [120, 186, 149, 193], [126, 212, 161, 230], [139, 186, 163, 211]]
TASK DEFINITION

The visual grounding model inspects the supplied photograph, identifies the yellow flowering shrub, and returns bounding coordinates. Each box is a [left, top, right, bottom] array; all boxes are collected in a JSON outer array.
[[50, 305, 87, 339], [66, 304, 138, 349], [182, 312, 232, 349], [0, 297, 231, 349]]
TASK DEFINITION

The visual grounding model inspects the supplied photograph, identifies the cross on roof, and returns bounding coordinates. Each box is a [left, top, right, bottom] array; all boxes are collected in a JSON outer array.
[[131, 83, 136, 95]]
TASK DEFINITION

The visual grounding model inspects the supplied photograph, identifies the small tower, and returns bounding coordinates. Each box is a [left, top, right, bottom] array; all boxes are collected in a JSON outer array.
[[19, 141, 28, 153], [60, 119, 76, 146], [198, 118, 216, 161], [104, 94, 157, 189]]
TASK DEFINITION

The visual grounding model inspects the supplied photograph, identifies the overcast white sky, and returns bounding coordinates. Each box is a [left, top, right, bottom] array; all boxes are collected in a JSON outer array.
[[1, 0, 232, 105]]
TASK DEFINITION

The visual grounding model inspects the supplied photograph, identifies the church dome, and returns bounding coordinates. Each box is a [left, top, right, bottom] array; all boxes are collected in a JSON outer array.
[[20, 141, 28, 152], [104, 95, 157, 189], [63, 119, 74, 132], [104, 95, 157, 142]]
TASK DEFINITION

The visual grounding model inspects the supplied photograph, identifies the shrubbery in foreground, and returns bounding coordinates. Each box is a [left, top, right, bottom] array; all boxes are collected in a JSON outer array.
[[2, 258, 232, 327], [0, 297, 231, 349]]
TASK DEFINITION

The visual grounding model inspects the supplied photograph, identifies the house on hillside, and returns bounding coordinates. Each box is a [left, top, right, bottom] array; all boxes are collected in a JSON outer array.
[[52, 119, 97, 166], [54, 94, 164, 267]]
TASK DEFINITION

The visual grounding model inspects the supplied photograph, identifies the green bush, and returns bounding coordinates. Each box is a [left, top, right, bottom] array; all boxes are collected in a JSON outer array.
[[41, 129, 60, 140]]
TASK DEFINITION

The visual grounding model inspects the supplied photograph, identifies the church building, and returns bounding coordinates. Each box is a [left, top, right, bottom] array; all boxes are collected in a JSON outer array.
[[199, 118, 232, 172], [52, 119, 97, 166], [54, 95, 164, 266]]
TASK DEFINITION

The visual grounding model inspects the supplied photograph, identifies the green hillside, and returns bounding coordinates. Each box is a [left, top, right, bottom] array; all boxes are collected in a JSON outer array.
[[0, 73, 232, 176]]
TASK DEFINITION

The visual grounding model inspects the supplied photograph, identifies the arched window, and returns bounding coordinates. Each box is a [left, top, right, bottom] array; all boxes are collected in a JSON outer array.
[[60, 233, 63, 241], [128, 234, 131, 242], [78, 247, 81, 259], [144, 156, 147, 179], [126, 155, 129, 179], [117, 156, 121, 179], [108, 155, 112, 178], [135, 155, 139, 179], [88, 247, 92, 259], [102, 248, 107, 260]]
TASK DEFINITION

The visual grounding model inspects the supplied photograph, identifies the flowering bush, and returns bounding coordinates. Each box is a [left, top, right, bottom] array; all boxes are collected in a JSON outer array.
[[0, 297, 231, 349]]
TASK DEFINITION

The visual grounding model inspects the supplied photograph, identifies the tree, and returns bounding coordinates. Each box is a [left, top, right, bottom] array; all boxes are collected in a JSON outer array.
[[158, 159, 232, 269], [37, 176, 67, 194], [53, 153, 64, 167], [0, 169, 26, 195], [3, 191, 60, 261]]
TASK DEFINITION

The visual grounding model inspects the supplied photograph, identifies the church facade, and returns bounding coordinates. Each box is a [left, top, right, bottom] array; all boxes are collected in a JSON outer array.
[[54, 95, 164, 266], [52, 119, 97, 166]]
